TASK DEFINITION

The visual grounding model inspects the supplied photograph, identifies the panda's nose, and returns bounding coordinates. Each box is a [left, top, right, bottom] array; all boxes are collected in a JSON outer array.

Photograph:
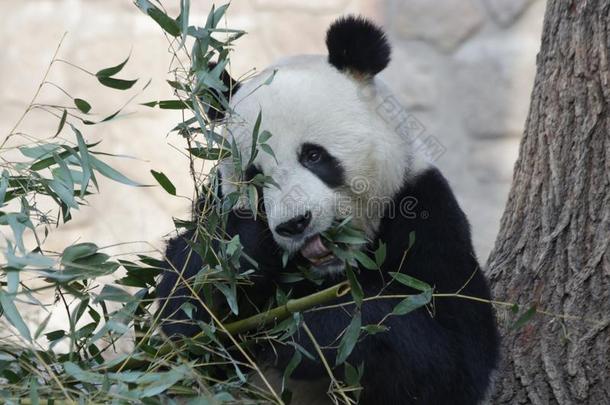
[[275, 211, 312, 237]]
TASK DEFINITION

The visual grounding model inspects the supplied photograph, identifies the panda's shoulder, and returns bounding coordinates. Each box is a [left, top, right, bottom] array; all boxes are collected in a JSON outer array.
[[403, 165, 466, 214]]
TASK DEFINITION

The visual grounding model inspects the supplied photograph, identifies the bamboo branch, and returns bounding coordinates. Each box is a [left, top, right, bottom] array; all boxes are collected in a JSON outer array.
[[224, 280, 351, 335], [105, 281, 351, 372]]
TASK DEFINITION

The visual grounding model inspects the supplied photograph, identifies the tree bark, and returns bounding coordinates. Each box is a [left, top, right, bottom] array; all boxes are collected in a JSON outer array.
[[487, 1, 610, 404]]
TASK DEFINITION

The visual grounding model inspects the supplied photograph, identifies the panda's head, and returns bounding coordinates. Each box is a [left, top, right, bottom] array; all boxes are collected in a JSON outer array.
[[218, 16, 425, 274]]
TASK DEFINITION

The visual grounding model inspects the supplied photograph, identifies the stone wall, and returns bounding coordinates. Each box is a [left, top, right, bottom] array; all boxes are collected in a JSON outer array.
[[0, 0, 545, 269]]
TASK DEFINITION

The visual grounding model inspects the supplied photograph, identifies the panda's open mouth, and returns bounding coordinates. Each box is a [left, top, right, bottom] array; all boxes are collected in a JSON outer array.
[[299, 234, 342, 268]]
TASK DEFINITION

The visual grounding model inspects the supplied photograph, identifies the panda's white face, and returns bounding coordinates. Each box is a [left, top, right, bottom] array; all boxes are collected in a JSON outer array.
[[220, 56, 422, 272]]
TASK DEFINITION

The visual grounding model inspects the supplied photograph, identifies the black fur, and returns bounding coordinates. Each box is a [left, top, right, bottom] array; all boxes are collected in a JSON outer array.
[[157, 167, 499, 405], [298, 143, 346, 188], [326, 16, 391, 76]]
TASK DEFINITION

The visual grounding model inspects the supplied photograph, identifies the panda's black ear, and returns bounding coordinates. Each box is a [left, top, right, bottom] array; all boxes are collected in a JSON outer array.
[[326, 15, 391, 78], [204, 62, 241, 121]]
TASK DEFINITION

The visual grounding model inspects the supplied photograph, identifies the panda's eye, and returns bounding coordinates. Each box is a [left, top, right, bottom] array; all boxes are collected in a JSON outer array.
[[298, 142, 345, 188], [303, 147, 322, 164]]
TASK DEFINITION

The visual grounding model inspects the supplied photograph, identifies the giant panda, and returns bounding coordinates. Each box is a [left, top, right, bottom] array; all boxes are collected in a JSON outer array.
[[157, 16, 499, 405]]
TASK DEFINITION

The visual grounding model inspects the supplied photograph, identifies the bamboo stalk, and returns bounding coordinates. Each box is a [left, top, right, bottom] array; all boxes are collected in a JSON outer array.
[[224, 280, 351, 335], [105, 281, 351, 372]]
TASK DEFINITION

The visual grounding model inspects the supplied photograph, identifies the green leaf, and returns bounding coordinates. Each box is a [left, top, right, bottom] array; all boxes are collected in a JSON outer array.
[[34, 312, 53, 340], [150, 170, 176, 195], [336, 312, 361, 365], [344, 361, 362, 387], [45, 330, 65, 341], [333, 233, 368, 245], [353, 251, 378, 270], [374, 241, 386, 267], [511, 305, 537, 330], [391, 291, 431, 316], [188, 147, 230, 160], [0, 289, 32, 342], [247, 184, 258, 217], [74, 98, 91, 113], [178, 0, 190, 45], [346, 266, 363, 308], [96, 55, 130, 78], [95, 285, 134, 303], [282, 350, 302, 391], [6, 251, 54, 269], [215, 283, 238, 315], [19, 143, 61, 159], [362, 324, 388, 335], [63, 362, 104, 384], [141, 99, 192, 109], [149, 8, 181, 36], [258, 130, 272, 144], [0, 172, 8, 205], [211, 3, 229, 28], [389, 272, 432, 293], [89, 154, 140, 186], [135, 0, 181, 36], [29, 141, 101, 171], [97, 76, 138, 90], [248, 111, 262, 166], [48, 178, 77, 209], [55, 109, 68, 136], [62, 243, 98, 264], [29, 376, 39, 405], [97, 77, 138, 90], [259, 143, 276, 162], [73, 127, 94, 195]]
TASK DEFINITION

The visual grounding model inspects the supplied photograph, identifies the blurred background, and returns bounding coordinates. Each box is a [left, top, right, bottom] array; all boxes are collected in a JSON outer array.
[[0, 0, 546, 272]]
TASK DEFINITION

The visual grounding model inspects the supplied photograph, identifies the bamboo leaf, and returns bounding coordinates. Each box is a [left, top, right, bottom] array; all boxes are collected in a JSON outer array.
[[72, 126, 93, 196], [150, 170, 176, 195], [89, 154, 140, 186], [96, 55, 130, 78], [62, 243, 98, 264], [336, 311, 361, 365], [34, 312, 53, 340], [188, 147, 230, 160], [216, 283, 238, 315], [374, 241, 386, 267], [97, 76, 138, 90], [141, 99, 192, 109], [389, 272, 431, 292], [258, 130, 272, 144], [353, 251, 378, 270], [55, 109, 68, 136], [178, 0, 190, 45], [346, 266, 363, 307], [135, 0, 180, 36], [248, 111, 262, 166], [74, 98, 92, 113], [95, 285, 134, 303], [0, 171, 8, 204], [0, 289, 32, 342], [391, 291, 431, 316]]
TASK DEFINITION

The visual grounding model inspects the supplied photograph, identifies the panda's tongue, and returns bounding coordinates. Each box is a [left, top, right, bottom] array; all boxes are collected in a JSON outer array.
[[300, 234, 333, 264]]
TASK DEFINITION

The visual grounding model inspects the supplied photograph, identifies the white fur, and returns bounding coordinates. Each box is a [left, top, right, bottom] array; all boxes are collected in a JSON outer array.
[[219, 55, 429, 252]]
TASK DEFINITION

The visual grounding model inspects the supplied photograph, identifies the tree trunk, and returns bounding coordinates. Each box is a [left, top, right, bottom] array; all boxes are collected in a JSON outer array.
[[487, 1, 610, 404]]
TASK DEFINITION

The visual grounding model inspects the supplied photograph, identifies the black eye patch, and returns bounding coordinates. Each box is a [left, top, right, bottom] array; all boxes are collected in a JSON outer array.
[[298, 143, 345, 188]]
